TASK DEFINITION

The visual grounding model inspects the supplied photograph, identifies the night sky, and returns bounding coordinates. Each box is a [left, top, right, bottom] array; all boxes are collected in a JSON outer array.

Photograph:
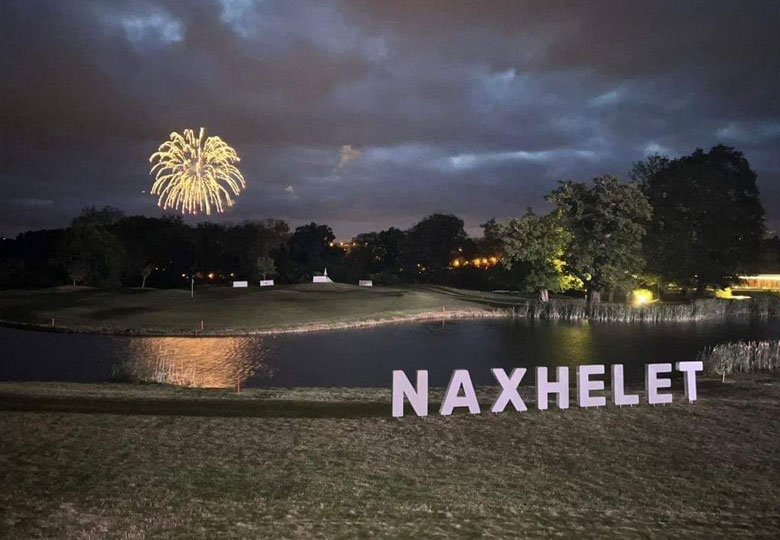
[[2, 0, 779, 239]]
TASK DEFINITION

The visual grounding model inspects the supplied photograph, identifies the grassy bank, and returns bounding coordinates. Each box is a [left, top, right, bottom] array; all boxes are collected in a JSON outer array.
[[524, 296, 780, 322], [0, 284, 510, 335], [1, 376, 780, 538], [1, 286, 779, 336], [699, 340, 780, 377]]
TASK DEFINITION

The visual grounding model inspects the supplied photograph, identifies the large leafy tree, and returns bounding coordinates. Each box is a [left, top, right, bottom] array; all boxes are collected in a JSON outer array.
[[277, 222, 341, 281], [377, 227, 411, 279], [114, 215, 194, 288], [408, 213, 467, 281], [496, 210, 571, 302], [346, 232, 383, 280], [636, 145, 764, 293], [547, 176, 652, 304], [61, 220, 126, 287], [225, 219, 289, 279]]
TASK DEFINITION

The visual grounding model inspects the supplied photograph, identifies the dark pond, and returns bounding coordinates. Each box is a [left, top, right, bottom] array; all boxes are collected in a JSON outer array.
[[2, 318, 780, 388]]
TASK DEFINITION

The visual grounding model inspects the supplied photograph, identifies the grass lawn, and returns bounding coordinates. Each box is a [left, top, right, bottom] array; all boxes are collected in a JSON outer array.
[[1, 375, 780, 538], [0, 284, 515, 335]]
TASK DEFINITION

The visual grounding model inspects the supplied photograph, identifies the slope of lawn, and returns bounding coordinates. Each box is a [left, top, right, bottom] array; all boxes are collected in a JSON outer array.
[[0, 284, 514, 335], [0, 374, 779, 538]]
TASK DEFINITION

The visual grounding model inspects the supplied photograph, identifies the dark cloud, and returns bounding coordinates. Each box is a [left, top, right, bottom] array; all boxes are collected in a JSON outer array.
[[2, 0, 779, 238]]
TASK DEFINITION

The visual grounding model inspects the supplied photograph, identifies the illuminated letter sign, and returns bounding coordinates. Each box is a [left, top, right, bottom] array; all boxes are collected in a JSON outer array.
[[391, 362, 702, 417]]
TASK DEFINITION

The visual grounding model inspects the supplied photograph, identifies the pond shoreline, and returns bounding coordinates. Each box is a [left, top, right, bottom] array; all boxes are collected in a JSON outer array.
[[0, 307, 509, 337], [2, 295, 779, 337]]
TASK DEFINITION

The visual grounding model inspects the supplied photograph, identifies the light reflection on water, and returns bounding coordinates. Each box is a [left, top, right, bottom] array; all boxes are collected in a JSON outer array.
[[3, 318, 780, 387], [116, 337, 276, 388]]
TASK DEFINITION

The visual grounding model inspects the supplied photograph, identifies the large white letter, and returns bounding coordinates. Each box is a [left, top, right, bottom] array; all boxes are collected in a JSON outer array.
[[392, 370, 428, 417], [491, 368, 527, 413], [645, 363, 673, 405], [676, 361, 704, 403], [536, 366, 569, 410], [577, 364, 606, 408], [611, 364, 639, 406], [440, 370, 480, 416]]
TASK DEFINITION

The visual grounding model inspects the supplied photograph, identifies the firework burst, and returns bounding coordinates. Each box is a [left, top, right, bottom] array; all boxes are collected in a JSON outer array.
[[149, 128, 246, 215]]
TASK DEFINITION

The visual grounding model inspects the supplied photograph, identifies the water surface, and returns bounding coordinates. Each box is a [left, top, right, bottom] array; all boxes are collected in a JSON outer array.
[[2, 318, 779, 387]]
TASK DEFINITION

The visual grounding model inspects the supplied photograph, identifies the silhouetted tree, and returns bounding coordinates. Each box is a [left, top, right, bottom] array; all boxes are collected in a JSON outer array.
[[114, 215, 193, 287], [636, 145, 765, 294], [256, 255, 276, 281], [407, 213, 467, 282], [279, 222, 339, 282], [61, 217, 126, 287], [140, 263, 154, 289]]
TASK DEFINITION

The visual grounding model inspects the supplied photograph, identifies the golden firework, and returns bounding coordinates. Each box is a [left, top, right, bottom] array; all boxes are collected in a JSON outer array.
[[149, 127, 246, 215]]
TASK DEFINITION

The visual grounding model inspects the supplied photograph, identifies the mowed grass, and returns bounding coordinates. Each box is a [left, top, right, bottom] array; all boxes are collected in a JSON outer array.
[[0, 284, 511, 335], [1, 376, 780, 538]]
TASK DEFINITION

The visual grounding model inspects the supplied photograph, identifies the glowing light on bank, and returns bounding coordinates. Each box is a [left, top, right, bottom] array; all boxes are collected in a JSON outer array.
[[149, 127, 246, 215], [715, 287, 751, 300], [631, 288, 654, 307]]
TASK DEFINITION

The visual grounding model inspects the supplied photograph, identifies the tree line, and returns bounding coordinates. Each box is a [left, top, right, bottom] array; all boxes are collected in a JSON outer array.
[[0, 145, 774, 303]]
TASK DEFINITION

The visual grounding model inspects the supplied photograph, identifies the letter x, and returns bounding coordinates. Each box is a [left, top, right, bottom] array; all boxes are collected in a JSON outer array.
[[491, 368, 527, 413]]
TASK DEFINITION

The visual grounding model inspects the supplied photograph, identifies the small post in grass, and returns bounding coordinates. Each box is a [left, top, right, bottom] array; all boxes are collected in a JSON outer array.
[[200, 320, 204, 331], [236, 378, 241, 394], [51, 317, 54, 327]]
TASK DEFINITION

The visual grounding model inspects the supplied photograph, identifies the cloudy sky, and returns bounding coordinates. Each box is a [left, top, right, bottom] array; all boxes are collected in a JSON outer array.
[[2, 0, 779, 238]]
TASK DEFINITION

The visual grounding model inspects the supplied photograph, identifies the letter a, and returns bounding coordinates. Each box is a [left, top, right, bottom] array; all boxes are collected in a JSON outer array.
[[440, 370, 480, 416]]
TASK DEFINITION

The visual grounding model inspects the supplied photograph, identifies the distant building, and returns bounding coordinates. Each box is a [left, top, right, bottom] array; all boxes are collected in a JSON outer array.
[[313, 268, 334, 283], [734, 274, 780, 291]]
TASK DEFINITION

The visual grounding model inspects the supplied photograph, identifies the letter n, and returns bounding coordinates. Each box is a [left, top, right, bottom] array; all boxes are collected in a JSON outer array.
[[392, 370, 428, 417]]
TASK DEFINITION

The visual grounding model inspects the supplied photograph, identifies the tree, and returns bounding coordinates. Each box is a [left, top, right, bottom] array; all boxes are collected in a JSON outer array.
[[256, 219, 290, 256], [408, 214, 467, 281], [547, 176, 652, 305], [193, 222, 228, 277], [377, 227, 410, 279], [63, 243, 89, 286], [60, 220, 126, 287], [141, 263, 154, 289], [344, 232, 381, 281], [0, 256, 25, 289], [11, 229, 68, 287], [636, 145, 765, 294], [256, 255, 276, 280], [280, 222, 339, 282], [71, 206, 125, 228], [497, 210, 571, 302]]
